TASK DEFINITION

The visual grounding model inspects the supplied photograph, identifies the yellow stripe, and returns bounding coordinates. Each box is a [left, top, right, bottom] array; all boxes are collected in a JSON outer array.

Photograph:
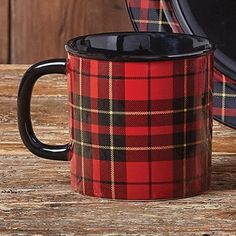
[[133, 19, 179, 25], [69, 102, 210, 116], [214, 92, 236, 98], [109, 61, 115, 199], [73, 139, 208, 151], [158, 0, 163, 31]]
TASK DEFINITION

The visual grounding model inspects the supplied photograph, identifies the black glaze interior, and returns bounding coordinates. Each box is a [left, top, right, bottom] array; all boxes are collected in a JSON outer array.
[[65, 32, 213, 61], [172, 0, 236, 80]]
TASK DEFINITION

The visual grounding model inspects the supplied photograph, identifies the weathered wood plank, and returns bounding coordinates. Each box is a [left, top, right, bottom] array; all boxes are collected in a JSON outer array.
[[0, 0, 9, 63], [10, 0, 133, 64], [0, 65, 235, 235], [0, 154, 236, 235]]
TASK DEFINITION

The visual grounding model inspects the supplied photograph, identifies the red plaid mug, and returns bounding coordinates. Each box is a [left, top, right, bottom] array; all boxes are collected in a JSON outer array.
[[18, 32, 214, 200]]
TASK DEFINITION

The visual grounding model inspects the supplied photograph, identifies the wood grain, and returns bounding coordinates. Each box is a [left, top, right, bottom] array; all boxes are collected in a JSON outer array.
[[10, 0, 133, 64], [0, 0, 9, 63], [0, 65, 236, 235]]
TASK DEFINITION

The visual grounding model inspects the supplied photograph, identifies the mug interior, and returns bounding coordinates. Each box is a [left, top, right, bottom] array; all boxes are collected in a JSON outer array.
[[65, 32, 213, 61]]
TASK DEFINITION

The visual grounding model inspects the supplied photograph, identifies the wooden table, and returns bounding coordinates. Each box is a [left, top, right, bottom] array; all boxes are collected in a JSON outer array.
[[0, 65, 236, 235]]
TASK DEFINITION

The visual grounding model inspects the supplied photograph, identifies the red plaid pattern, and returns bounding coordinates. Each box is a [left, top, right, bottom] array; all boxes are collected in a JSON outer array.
[[66, 52, 213, 200], [213, 70, 236, 128], [126, 0, 182, 32], [126, 0, 236, 129]]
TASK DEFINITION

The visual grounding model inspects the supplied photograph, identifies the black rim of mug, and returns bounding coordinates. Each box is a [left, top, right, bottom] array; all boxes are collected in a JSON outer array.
[[65, 32, 214, 61]]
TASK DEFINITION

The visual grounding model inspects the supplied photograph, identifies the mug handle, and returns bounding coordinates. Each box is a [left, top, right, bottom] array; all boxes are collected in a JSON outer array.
[[17, 59, 70, 161]]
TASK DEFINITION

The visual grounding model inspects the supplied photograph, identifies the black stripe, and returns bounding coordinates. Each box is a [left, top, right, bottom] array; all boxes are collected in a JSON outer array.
[[71, 93, 210, 110], [69, 68, 209, 80]]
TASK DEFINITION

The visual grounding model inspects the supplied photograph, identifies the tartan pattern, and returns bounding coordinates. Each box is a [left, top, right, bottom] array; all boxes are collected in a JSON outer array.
[[126, 0, 236, 129], [213, 70, 236, 128], [126, 0, 181, 32], [66, 53, 213, 200]]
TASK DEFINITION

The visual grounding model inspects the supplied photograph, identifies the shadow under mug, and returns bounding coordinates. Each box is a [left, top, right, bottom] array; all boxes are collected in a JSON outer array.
[[18, 32, 214, 200]]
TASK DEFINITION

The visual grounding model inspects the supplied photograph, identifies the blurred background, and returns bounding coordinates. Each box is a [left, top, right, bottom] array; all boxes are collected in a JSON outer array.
[[0, 0, 133, 64]]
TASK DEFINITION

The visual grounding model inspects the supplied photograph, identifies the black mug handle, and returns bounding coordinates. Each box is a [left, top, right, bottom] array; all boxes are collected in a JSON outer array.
[[17, 59, 70, 161]]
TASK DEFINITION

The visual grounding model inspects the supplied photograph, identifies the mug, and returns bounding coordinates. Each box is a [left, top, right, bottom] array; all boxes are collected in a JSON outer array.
[[18, 32, 214, 200]]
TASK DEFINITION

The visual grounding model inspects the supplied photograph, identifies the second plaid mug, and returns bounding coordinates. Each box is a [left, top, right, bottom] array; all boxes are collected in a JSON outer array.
[[18, 32, 214, 200]]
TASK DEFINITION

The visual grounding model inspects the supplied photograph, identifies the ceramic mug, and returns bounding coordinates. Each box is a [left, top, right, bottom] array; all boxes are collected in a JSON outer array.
[[18, 32, 214, 200]]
